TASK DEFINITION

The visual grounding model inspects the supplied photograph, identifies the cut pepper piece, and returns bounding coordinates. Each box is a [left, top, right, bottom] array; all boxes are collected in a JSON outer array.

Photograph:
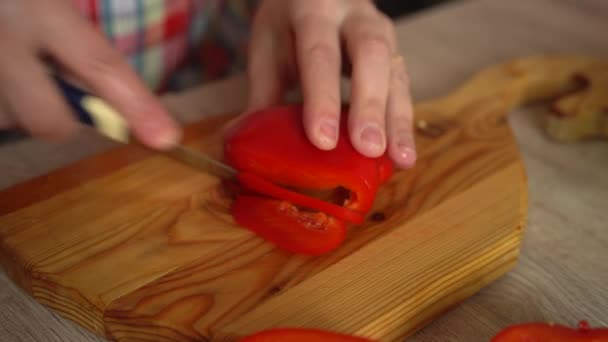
[[232, 196, 346, 255], [492, 320, 608, 341], [236, 172, 365, 224]]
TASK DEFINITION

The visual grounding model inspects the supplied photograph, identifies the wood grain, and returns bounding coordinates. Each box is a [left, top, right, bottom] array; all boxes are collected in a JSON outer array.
[[3, 52, 605, 341], [0, 114, 233, 216], [214, 162, 526, 341]]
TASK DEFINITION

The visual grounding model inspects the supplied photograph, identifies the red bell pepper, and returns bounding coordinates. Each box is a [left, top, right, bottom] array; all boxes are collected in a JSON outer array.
[[224, 105, 393, 255], [492, 320, 608, 341], [239, 328, 375, 341]]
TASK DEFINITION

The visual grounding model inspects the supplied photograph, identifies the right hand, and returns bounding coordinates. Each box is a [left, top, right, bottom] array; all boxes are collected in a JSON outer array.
[[0, 0, 181, 149]]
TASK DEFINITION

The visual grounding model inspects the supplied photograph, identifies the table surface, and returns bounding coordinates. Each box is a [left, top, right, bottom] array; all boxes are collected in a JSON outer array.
[[1, 0, 607, 341]]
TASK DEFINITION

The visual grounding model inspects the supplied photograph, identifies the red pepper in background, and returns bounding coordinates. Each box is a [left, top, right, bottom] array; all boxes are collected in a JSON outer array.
[[224, 105, 393, 255], [492, 320, 608, 341], [237, 321, 608, 341], [239, 328, 375, 342]]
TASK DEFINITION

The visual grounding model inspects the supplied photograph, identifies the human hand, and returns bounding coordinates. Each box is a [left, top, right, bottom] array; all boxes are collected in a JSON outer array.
[[246, 0, 416, 168], [0, 0, 180, 149]]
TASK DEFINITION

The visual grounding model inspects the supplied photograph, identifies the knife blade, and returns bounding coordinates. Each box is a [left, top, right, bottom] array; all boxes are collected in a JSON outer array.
[[164, 144, 237, 180], [53, 75, 238, 180]]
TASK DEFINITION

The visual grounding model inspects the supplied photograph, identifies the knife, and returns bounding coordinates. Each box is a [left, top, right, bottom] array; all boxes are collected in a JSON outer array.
[[53, 75, 238, 180]]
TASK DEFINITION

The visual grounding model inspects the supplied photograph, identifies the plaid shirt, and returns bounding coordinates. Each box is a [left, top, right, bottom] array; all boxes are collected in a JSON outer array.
[[72, 0, 257, 93]]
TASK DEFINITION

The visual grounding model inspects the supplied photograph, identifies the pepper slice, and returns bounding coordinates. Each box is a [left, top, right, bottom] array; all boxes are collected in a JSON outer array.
[[492, 320, 608, 341], [239, 328, 375, 341], [224, 105, 393, 255], [232, 196, 346, 255], [236, 172, 365, 224]]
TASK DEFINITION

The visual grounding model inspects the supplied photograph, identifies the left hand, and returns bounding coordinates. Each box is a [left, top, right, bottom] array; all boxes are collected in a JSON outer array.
[[246, 0, 416, 169]]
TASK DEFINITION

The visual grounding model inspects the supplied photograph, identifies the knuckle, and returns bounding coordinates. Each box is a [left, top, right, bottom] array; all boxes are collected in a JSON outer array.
[[306, 42, 339, 65], [359, 35, 391, 60], [360, 97, 386, 114], [294, 13, 330, 31]]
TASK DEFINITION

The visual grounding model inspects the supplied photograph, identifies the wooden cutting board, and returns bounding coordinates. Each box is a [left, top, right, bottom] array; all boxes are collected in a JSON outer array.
[[0, 55, 602, 342]]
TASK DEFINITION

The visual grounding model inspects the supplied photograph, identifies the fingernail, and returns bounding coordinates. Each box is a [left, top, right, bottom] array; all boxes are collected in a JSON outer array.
[[154, 128, 180, 150], [140, 119, 181, 150], [396, 141, 417, 167], [360, 125, 385, 155], [317, 119, 338, 149]]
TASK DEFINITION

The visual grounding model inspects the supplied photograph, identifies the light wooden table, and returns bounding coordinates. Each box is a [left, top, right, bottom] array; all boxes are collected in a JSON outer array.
[[1, 0, 607, 341]]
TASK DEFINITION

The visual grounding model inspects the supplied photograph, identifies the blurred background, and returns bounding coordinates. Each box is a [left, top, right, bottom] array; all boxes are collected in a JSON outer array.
[[377, 0, 452, 18]]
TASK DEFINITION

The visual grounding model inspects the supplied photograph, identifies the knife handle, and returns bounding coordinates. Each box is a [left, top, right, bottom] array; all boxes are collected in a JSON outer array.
[[53, 76, 130, 143]]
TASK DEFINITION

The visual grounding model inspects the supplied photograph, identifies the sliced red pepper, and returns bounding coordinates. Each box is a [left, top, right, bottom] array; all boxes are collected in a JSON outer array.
[[225, 105, 393, 215], [236, 172, 365, 224], [239, 328, 375, 341], [232, 196, 346, 255], [492, 320, 608, 341], [224, 105, 393, 255]]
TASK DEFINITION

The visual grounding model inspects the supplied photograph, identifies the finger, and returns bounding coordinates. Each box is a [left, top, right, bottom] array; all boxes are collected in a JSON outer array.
[[37, 2, 180, 150], [246, 22, 283, 112], [387, 55, 416, 168], [294, 15, 342, 150], [343, 14, 394, 157], [0, 45, 80, 141]]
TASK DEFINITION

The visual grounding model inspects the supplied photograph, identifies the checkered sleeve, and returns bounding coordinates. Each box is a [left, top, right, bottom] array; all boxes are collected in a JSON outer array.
[[71, 0, 258, 93], [167, 0, 258, 91]]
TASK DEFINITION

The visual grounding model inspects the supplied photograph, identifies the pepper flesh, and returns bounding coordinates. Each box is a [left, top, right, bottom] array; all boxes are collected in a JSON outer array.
[[232, 195, 346, 255], [492, 320, 608, 341], [236, 172, 365, 224], [224, 105, 393, 254]]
